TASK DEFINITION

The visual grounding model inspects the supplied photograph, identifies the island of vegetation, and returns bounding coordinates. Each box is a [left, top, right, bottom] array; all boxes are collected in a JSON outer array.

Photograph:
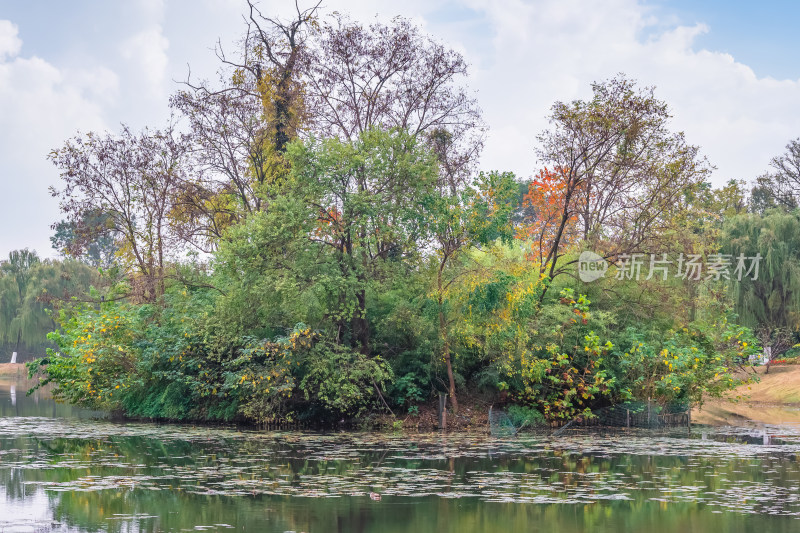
[[2, 2, 799, 430]]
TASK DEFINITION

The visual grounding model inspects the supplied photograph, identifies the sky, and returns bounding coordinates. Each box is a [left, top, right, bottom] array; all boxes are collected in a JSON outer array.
[[0, 0, 799, 259]]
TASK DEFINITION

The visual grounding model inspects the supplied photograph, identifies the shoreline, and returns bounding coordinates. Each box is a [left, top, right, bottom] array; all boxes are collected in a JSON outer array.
[[692, 365, 800, 425], [0, 363, 25, 377]]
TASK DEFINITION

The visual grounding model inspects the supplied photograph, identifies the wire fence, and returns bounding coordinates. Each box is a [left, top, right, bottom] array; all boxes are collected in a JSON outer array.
[[489, 400, 691, 437]]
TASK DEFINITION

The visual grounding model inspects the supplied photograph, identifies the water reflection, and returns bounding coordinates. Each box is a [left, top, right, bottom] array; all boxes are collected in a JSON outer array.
[[0, 377, 105, 419], [2, 377, 800, 532]]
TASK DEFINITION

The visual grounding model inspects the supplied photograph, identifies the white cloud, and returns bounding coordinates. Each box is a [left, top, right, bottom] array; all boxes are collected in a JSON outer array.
[[0, 20, 21, 60], [138, 0, 166, 19], [454, 0, 800, 183], [121, 25, 170, 98], [0, 20, 117, 258]]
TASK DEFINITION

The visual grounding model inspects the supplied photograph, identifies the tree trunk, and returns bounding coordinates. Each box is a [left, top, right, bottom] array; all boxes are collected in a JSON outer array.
[[764, 345, 772, 374], [13, 330, 21, 361], [354, 288, 370, 355], [437, 261, 458, 413]]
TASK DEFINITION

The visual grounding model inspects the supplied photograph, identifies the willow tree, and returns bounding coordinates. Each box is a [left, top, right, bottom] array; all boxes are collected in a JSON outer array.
[[723, 210, 800, 368], [0, 251, 95, 362], [0, 249, 42, 360]]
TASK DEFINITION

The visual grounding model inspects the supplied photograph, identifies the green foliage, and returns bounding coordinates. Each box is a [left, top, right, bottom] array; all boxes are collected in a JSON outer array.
[[300, 342, 393, 416], [612, 317, 759, 406], [51, 211, 119, 269], [0, 251, 96, 362], [505, 404, 546, 427], [495, 288, 615, 421], [723, 210, 800, 333], [32, 83, 769, 425], [30, 298, 141, 409], [391, 373, 426, 410]]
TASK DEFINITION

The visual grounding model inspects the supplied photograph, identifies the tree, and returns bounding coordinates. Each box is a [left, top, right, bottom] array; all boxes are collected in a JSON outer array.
[[0, 249, 42, 359], [723, 210, 800, 370], [170, 0, 319, 244], [169, 87, 271, 249], [51, 211, 119, 269], [49, 125, 188, 301], [0, 251, 95, 362], [171, 0, 319, 249], [534, 75, 711, 288], [285, 128, 439, 354], [426, 171, 518, 411], [663, 179, 749, 323], [303, 15, 484, 191], [516, 167, 582, 266], [750, 138, 800, 212], [201, 0, 318, 155]]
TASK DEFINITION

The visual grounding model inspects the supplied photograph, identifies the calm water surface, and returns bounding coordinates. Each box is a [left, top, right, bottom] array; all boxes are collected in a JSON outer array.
[[2, 376, 800, 532]]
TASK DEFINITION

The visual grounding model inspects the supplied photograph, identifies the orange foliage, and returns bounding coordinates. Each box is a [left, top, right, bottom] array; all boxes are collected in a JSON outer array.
[[516, 167, 580, 264]]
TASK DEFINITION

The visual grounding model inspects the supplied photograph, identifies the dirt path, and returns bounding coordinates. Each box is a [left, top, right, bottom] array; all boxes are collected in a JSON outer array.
[[693, 365, 800, 425]]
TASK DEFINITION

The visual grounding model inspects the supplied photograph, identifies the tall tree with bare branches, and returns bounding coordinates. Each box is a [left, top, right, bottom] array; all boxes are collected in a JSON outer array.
[[532, 75, 711, 289], [303, 14, 484, 191], [49, 126, 188, 301]]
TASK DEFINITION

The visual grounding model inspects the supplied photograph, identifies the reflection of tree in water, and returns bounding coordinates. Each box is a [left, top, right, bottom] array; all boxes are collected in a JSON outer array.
[[4, 428, 800, 532]]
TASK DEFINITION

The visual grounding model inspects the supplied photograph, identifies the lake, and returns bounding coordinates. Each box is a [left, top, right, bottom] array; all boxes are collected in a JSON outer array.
[[2, 376, 800, 532]]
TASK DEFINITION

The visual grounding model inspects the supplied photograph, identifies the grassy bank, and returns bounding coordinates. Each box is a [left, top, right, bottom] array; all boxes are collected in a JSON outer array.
[[0, 363, 26, 377], [693, 365, 800, 425]]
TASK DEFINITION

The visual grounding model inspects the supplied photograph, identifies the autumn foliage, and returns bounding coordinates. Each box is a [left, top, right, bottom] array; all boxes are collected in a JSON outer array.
[[516, 167, 581, 266]]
